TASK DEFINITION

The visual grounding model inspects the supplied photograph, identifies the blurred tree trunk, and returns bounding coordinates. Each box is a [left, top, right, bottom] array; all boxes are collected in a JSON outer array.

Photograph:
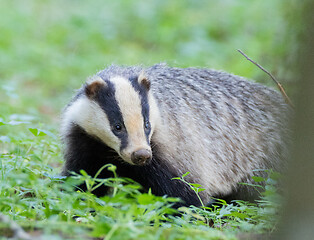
[[274, 0, 314, 239]]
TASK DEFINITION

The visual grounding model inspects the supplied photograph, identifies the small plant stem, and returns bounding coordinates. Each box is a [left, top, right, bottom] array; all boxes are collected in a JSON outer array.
[[180, 178, 205, 210], [91, 179, 107, 192], [195, 189, 206, 210], [104, 224, 118, 240], [177, 176, 209, 225], [25, 143, 33, 155], [90, 164, 119, 196], [67, 209, 71, 222], [94, 164, 111, 179], [112, 183, 118, 197], [237, 49, 294, 108]]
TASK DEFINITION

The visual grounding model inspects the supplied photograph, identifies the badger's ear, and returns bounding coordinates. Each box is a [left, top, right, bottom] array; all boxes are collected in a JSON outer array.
[[85, 76, 107, 98], [138, 71, 150, 90]]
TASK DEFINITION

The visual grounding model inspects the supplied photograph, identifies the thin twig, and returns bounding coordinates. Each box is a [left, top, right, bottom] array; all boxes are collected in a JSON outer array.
[[237, 49, 294, 108]]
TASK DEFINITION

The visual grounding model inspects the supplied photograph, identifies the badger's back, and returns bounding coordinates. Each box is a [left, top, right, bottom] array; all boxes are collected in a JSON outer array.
[[61, 64, 290, 205], [145, 65, 289, 202]]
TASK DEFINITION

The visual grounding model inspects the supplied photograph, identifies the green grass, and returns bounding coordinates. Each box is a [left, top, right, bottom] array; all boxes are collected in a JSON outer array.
[[0, 120, 282, 239], [0, 0, 292, 239]]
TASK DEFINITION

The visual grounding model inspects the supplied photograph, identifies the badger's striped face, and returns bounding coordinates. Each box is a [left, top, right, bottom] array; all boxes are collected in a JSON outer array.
[[63, 73, 158, 165]]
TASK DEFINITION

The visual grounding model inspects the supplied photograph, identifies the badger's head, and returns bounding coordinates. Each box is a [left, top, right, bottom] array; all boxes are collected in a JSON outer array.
[[62, 72, 159, 166]]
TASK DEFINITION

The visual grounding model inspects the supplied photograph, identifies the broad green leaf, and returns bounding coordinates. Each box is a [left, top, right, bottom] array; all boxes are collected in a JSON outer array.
[[137, 193, 155, 205], [80, 169, 89, 177], [252, 176, 265, 183], [197, 188, 206, 192], [229, 211, 249, 219], [190, 183, 202, 188], [29, 128, 47, 137]]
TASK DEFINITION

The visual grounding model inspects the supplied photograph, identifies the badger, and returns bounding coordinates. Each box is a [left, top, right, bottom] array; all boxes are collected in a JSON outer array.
[[61, 64, 290, 207]]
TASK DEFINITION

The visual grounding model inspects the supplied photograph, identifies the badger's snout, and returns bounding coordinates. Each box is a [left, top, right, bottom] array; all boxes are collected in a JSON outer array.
[[131, 149, 152, 165]]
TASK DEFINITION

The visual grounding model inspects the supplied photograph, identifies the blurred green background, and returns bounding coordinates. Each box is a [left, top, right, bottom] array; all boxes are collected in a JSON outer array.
[[0, 1, 304, 238], [0, 0, 295, 126]]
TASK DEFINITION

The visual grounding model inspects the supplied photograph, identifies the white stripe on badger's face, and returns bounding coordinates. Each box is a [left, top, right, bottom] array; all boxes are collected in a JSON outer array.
[[109, 76, 151, 163], [61, 96, 121, 152]]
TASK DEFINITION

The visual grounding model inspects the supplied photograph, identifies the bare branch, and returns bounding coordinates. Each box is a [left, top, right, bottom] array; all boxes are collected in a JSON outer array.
[[237, 49, 294, 108]]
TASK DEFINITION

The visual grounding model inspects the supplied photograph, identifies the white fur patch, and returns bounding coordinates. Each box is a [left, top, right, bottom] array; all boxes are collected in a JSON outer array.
[[61, 97, 120, 152]]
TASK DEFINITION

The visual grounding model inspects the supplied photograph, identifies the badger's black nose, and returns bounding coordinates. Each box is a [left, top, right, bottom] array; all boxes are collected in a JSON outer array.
[[131, 149, 152, 165]]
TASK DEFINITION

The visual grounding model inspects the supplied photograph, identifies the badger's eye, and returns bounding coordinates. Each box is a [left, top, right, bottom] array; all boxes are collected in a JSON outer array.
[[114, 123, 122, 131], [144, 120, 151, 130]]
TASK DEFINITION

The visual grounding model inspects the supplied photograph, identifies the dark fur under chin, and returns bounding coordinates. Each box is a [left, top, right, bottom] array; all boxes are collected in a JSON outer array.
[[62, 124, 202, 207]]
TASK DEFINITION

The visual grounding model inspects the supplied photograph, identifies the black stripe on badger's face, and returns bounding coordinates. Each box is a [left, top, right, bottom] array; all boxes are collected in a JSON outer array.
[[84, 74, 152, 165], [129, 75, 151, 142], [91, 80, 128, 150]]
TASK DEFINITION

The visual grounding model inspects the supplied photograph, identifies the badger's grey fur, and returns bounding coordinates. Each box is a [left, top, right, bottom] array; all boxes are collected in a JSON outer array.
[[61, 64, 290, 207]]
